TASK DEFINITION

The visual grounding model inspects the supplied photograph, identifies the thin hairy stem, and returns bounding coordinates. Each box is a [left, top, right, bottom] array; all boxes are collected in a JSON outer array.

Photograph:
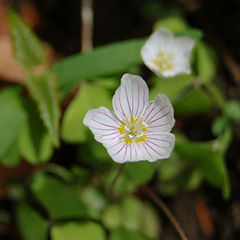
[[142, 186, 188, 240], [109, 163, 126, 199]]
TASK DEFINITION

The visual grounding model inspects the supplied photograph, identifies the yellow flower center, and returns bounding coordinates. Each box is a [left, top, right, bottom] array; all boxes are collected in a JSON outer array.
[[153, 52, 174, 72], [118, 116, 147, 144]]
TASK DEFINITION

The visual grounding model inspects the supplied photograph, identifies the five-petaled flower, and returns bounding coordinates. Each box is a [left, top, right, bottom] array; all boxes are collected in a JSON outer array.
[[141, 28, 195, 77], [83, 73, 175, 163]]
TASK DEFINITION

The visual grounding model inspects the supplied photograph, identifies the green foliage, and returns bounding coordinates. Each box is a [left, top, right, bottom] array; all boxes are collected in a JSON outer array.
[[124, 161, 155, 185], [153, 16, 188, 32], [102, 197, 160, 239], [80, 186, 107, 219], [196, 42, 217, 83], [175, 132, 231, 199], [110, 228, 150, 240], [153, 16, 203, 40], [61, 83, 112, 143], [174, 88, 212, 116], [8, 9, 46, 70], [0, 87, 26, 163], [18, 100, 53, 164], [225, 100, 240, 122], [175, 28, 203, 40], [31, 173, 90, 219], [51, 222, 106, 240], [52, 39, 145, 95], [16, 203, 48, 240], [149, 74, 192, 101], [1, 141, 20, 167], [26, 72, 60, 146], [2, 6, 235, 240]]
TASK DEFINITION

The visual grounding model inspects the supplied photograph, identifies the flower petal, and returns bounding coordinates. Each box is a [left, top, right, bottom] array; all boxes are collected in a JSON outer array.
[[112, 73, 149, 121], [83, 106, 121, 144], [173, 37, 195, 75], [141, 28, 196, 77], [105, 142, 144, 163], [141, 29, 173, 60], [141, 132, 175, 161], [141, 29, 174, 74], [143, 94, 175, 132]]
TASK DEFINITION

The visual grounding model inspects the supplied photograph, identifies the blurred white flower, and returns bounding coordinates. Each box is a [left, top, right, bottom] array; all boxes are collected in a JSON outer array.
[[141, 28, 195, 77], [83, 73, 175, 163]]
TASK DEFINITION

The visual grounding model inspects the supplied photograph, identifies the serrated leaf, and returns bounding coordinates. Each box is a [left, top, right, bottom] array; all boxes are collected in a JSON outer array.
[[51, 39, 145, 95], [8, 9, 46, 70], [16, 202, 48, 240], [51, 222, 106, 240], [26, 72, 60, 146], [61, 83, 112, 143], [31, 173, 90, 219], [18, 100, 53, 164], [0, 87, 26, 162]]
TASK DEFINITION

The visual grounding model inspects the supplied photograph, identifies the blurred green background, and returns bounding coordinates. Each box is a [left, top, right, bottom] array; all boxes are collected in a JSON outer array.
[[0, 0, 240, 239]]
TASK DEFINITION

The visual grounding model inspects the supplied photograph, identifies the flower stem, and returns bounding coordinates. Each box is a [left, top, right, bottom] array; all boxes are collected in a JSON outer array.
[[142, 186, 188, 240], [109, 163, 126, 199]]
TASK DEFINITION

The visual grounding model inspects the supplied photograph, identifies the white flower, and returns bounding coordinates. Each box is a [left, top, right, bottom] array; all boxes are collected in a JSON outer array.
[[83, 73, 175, 163], [141, 28, 195, 77]]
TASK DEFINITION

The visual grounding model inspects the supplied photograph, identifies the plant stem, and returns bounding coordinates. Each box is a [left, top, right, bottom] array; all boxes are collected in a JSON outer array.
[[142, 186, 188, 240], [81, 0, 93, 52], [109, 163, 126, 199]]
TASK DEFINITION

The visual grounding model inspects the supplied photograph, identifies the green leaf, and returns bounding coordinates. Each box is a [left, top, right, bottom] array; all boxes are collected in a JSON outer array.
[[150, 74, 192, 101], [174, 88, 212, 116], [125, 161, 155, 185], [26, 72, 60, 146], [158, 152, 185, 182], [31, 173, 90, 219], [18, 100, 53, 164], [51, 222, 106, 240], [175, 28, 203, 40], [212, 117, 229, 136], [16, 202, 48, 240], [110, 228, 150, 240], [52, 38, 145, 95], [0, 87, 26, 161], [81, 186, 107, 219], [61, 83, 112, 143], [102, 197, 160, 239], [196, 42, 217, 83], [8, 9, 46, 70], [153, 16, 188, 32], [175, 133, 231, 199], [1, 141, 20, 167], [225, 100, 240, 122]]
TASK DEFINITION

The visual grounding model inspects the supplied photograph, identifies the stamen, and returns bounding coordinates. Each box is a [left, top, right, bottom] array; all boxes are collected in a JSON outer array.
[[118, 116, 147, 144], [153, 51, 174, 72]]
